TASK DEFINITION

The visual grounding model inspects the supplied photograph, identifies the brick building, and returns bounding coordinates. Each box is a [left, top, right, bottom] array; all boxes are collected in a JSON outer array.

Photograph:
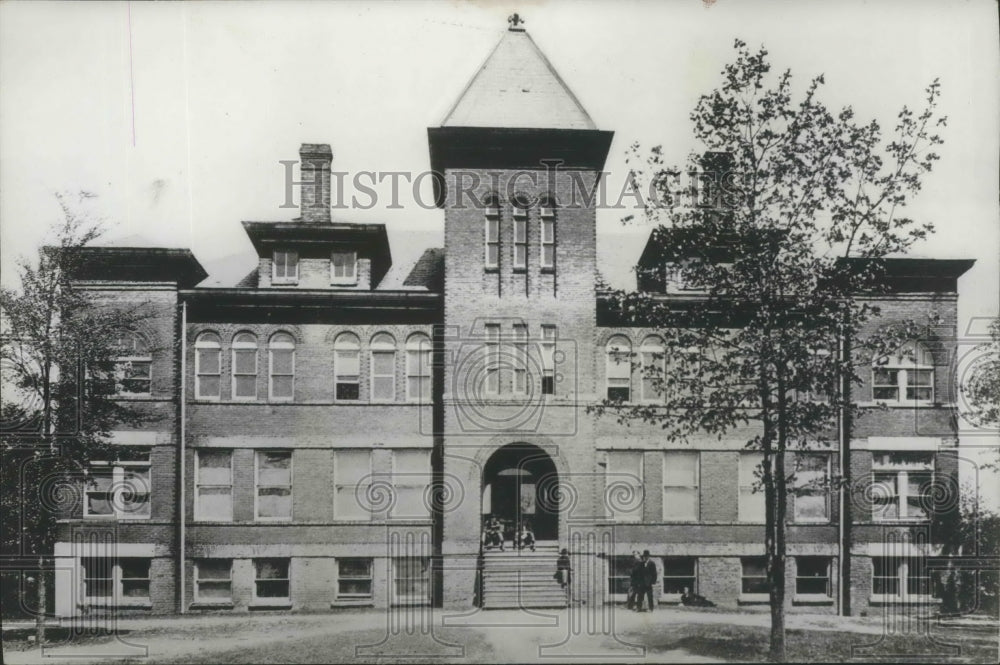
[[52, 24, 972, 617]]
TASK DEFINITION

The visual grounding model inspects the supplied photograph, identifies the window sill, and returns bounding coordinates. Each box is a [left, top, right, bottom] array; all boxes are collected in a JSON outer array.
[[738, 594, 770, 605], [331, 599, 374, 608], [330, 282, 358, 288], [271, 281, 299, 287], [392, 600, 431, 607], [249, 602, 292, 610], [541, 267, 555, 274], [513, 267, 527, 273], [869, 596, 941, 606], [793, 595, 834, 605], [484, 266, 500, 273], [83, 600, 152, 609], [190, 601, 235, 610], [868, 519, 932, 525]]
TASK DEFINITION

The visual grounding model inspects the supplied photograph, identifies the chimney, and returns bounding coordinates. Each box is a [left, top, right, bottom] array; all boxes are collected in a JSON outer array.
[[299, 143, 332, 222]]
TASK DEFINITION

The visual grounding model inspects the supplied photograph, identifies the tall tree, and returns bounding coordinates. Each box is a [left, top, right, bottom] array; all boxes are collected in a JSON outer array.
[[961, 317, 1000, 470], [0, 193, 150, 643], [593, 41, 946, 661]]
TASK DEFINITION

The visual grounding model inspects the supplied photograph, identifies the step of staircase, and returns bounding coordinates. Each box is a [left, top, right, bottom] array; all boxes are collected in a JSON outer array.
[[480, 548, 568, 609]]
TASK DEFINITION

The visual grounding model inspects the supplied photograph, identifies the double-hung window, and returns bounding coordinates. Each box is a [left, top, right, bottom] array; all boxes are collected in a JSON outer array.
[[739, 452, 766, 523], [195, 450, 233, 521], [662, 451, 699, 521], [540, 325, 556, 395], [540, 197, 555, 269], [113, 331, 152, 396], [513, 210, 527, 270], [273, 250, 298, 284], [85, 452, 151, 519], [795, 556, 832, 598], [873, 556, 939, 601], [393, 557, 430, 605], [334, 332, 361, 400], [741, 557, 768, 596], [871, 452, 935, 521], [872, 341, 934, 404], [194, 332, 221, 400], [485, 195, 500, 270], [512, 324, 528, 394], [256, 451, 292, 521], [406, 333, 432, 402], [253, 558, 290, 604], [334, 450, 371, 520], [331, 251, 357, 285], [662, 557, 697, 596], [792, 453, 830, 523], [640, 336, 665, 403], [194, 560, 233, 603], [232, 332, 258, 400], [391, 449, 431, 519], [82, 558, 151, 606], [484, 324, 500, 395], [370, 333, 396, 402], [605, 450, 644, 522], [336, 558, 373, 601], [268, 333, 295, 401], [606, 336, 632, 401]]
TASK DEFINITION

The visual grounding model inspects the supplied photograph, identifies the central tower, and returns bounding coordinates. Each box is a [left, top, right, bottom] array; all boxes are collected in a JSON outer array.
[[428, 21, 613, 608]]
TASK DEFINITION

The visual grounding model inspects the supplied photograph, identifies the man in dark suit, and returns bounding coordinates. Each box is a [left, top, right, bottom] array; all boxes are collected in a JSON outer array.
[[636, 550, 657, 612]]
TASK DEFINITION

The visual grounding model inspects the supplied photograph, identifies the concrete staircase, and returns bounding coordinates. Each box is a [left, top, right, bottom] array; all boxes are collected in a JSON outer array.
[[480, 545, 568, 609]]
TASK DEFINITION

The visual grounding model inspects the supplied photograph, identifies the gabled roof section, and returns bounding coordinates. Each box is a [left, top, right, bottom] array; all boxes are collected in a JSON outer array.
[[403, 248, 444, 292], [441, 28, 596, 130]]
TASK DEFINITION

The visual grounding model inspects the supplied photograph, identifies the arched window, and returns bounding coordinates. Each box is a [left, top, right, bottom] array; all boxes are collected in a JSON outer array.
[[606, 335, 632, 401], [512, 192, 530, 270], [232, 332, 258, 400], [873, 341, 934, 404], [268, 333, 295, 401], [115, 330, 152, 395], [334, 332, 361, 401], [406, 333, 432, 402], [484, 191, 500, 269], [194, 332, 221, 400], [640, 335, 665, 403], [370, 333, 396, 402], [539, 194, 556, 269]]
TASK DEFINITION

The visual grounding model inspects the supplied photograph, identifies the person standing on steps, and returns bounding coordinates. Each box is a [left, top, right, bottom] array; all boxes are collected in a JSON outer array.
[[635, 550, 657, 612], [555, 548, 571, 593]]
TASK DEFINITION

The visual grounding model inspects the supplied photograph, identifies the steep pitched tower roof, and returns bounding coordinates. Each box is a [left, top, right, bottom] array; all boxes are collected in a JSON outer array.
[[441, 26, 596, 130]]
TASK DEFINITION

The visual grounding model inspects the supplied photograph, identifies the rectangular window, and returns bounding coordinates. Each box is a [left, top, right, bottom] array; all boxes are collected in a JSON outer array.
[[195, 343, 221, 400], [269, 341, 295, 401], [484, 324, 500, 394], [195, 559, 233, 602], [872, 556, 940, 600], [254, 558, 290, 602], [331, 251, 357, 284], [641, 348, 664, 403], [607, 556, 633, 599], [392, 449, 431, 519], [513, 324, 527, 394], [662, 452, 699, 521], [872, 368, 900, 401], [85, 453, 151, 519], [406, 338, 432, 402], [256, 451, 292, 521], [485, 216, 499, 269], [334, 348, 360, 401], [334, 450, 371, 520], [83, 558, 150, 605], [541, 217, 555, 269], [513, 216, 527, 269], [741, 557, 768, 595], [371, 348, 396, 402], [795, 556, 831, 597], [232, 344, 257, 400], [663, 557, 697, 596], [337, 558, 373, 600], [605, 451, 644, 522], [792, 453, 829, 523], [907, 369, 933, 401], [195, 450, 233, 522], [540, 325, 556, 395], [606, 344, 631, 401], [273, 250, 298, 283], [393, 557, 430, 605], [871, 452, 934, 522], [739, 452, 766, 523]]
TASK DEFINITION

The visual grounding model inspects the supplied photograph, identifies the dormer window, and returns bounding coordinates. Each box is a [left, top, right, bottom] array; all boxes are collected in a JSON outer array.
[[331, 251, 357, 285], [273, 251, 298, 284], [665, 259, 704, 292]]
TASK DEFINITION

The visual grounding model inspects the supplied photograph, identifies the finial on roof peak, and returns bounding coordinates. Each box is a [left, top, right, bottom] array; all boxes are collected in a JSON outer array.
[[507, 13, 525, 32]]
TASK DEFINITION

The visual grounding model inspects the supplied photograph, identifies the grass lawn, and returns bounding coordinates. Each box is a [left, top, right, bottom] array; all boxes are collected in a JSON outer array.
[[623, 623, 999, 663]]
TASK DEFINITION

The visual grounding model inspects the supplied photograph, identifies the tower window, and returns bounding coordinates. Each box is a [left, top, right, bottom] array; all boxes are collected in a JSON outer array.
[[484, 193, 500, 270], [273, 250, 298, 284]]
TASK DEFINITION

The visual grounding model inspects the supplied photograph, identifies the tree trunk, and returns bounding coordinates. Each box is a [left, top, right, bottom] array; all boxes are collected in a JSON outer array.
[[769, 448, 788, 662], [36, 556, 46, 646]]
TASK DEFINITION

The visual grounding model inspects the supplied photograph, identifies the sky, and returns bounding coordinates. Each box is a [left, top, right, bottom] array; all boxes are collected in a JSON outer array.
[[1, 1, 998, 492]]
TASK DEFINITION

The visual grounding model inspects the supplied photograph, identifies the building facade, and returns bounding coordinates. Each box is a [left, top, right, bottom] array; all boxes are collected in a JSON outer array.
[[52, 25, 972, 617]]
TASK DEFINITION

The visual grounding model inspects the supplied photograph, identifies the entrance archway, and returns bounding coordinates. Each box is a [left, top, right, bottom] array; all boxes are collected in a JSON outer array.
[[481, 443, 559, 542]]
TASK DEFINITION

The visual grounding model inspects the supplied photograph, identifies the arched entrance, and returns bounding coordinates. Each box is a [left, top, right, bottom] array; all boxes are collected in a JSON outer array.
[[481, 443, 559, 542]]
